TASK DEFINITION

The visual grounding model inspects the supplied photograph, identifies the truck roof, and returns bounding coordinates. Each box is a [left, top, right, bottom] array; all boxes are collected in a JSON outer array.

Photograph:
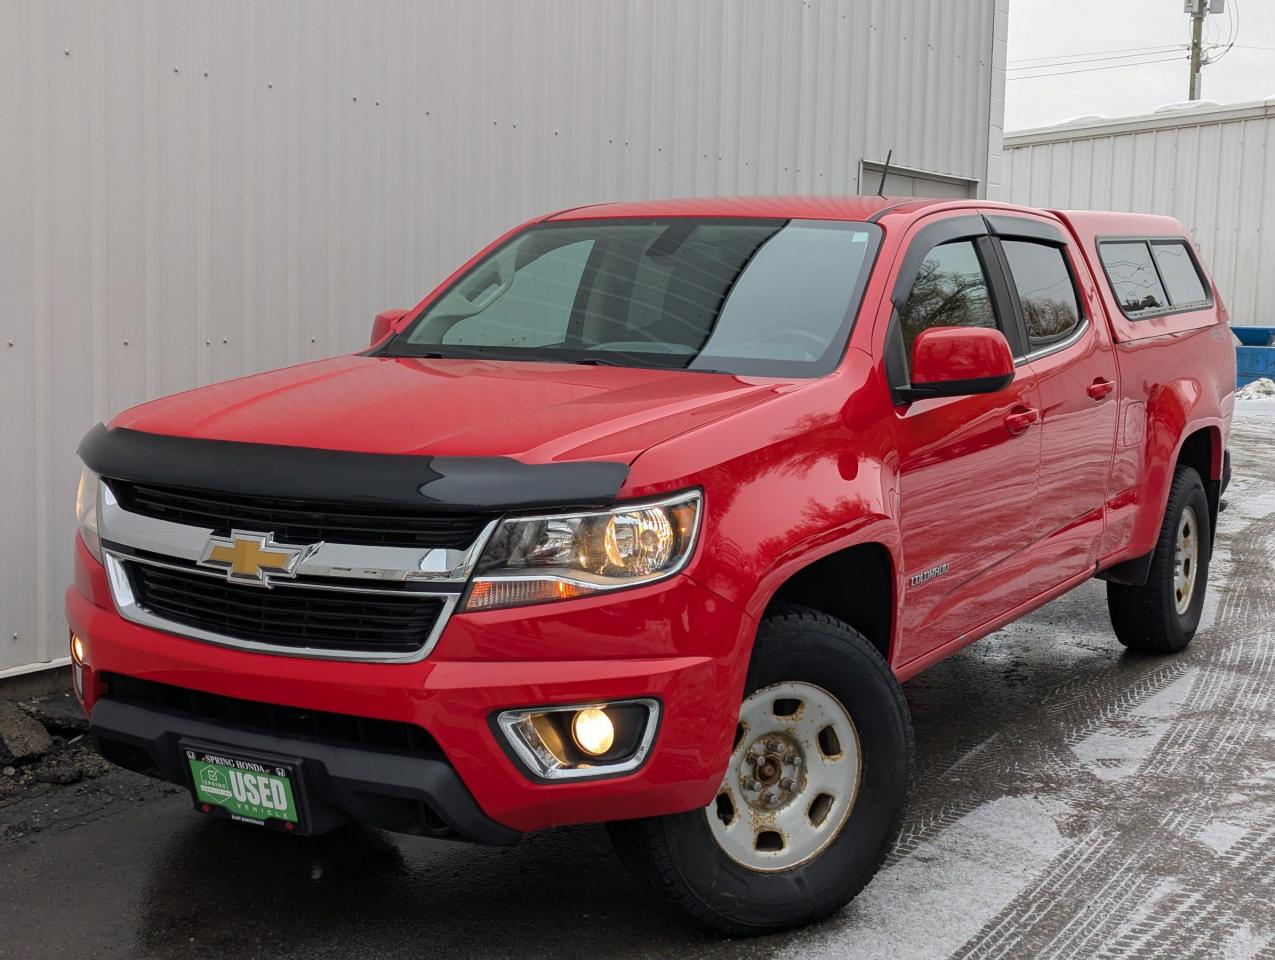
[[1053, 209, 1188, 240], [543, 195, 949, 223], [543, 196, 1191, 232]]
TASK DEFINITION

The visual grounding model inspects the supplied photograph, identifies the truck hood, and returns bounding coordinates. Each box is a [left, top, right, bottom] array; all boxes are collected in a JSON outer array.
[[110, 354, 799, 464]]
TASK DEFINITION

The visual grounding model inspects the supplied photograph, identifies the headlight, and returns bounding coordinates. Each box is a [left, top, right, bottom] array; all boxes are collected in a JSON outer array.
[[465, 491, 701, 610], [75, 465, 103, 562]]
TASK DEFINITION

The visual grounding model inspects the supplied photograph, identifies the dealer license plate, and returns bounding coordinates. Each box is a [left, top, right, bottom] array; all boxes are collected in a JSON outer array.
[[185, 746, 302, 830]]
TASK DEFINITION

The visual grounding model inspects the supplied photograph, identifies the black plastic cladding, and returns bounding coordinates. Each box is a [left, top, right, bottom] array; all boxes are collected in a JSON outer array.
[[77, 423, 630, 512]]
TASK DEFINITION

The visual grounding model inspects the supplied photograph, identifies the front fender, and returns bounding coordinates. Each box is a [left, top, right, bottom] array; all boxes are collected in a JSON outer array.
[[625, 353, 902, 656]]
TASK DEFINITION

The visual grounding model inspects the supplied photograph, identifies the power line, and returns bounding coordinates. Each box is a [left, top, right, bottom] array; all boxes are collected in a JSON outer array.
[[1203, 0, 1240, 68], [1007, 46, 1187, 73], [1007, 54, 1188, 82], [1007, 42, 1187, 66]]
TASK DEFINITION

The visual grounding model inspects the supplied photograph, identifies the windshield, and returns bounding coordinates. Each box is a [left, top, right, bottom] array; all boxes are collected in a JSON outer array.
[[385, 218, 882, 377]]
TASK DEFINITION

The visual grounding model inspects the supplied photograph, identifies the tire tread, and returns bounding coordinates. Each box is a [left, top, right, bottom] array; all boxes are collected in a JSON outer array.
[[1107, 466, 1209, 654]]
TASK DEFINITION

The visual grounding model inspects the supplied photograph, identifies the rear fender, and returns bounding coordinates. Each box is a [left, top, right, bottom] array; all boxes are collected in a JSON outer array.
[[1122, 379, 1223, 563]]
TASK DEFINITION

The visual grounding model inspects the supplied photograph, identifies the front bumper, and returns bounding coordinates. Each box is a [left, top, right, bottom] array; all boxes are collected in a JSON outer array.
[[90, 695, 520, 844], [67, 536, 752, 836]]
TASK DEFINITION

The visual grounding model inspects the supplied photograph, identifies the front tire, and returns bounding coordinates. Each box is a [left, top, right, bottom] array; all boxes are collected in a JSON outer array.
[[608, 606, 912, 936], [1107, 465, 1211, 654]]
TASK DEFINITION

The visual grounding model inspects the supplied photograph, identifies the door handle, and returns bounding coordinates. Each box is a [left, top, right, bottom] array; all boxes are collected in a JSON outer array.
[[1087, 378, 1116, 401], [1004, 406, 1039, 435]]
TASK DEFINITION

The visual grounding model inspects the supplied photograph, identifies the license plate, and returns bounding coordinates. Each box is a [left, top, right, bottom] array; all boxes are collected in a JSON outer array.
[[184, 746, 302, 830]]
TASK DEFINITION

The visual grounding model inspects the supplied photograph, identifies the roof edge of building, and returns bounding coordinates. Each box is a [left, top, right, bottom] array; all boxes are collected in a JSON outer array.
[[1005, 96, 1275, 147]]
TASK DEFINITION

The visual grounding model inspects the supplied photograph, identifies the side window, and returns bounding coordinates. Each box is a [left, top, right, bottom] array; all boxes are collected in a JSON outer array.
[[1001, 240, 1083, 350], [1099, 241, 1169, 317], [442, 240, 594, 347], [1152, 241, 1210, 307], [898, 240, 997, 366]]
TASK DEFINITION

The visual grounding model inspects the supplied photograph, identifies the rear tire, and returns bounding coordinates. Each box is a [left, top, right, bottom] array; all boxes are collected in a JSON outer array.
[[1107, 466, 1211, 654], [608, 605, 912, 936]]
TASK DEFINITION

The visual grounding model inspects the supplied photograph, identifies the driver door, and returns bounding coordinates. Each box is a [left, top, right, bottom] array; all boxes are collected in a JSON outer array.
[[885, 215, 1044, 667]]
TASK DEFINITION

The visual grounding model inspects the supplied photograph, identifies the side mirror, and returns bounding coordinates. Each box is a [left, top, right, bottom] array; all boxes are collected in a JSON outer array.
[[370, 308, 409, 347], [898, 327, 1015, 402]]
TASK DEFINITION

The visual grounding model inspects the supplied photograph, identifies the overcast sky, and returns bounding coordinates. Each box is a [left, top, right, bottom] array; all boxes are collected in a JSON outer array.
[[1005, 0, 1275, 131]]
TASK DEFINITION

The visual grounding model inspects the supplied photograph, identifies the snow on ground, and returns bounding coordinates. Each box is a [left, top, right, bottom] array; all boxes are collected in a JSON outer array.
[[1236, 378, 1275, 401]]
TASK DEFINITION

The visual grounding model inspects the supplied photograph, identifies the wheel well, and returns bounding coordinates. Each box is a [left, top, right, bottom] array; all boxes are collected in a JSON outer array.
[[1102, 425, 1224, 586], [764, 544, 894, 662], [1177, 427, 1221, 534], [1177, 428, 1218, 485]]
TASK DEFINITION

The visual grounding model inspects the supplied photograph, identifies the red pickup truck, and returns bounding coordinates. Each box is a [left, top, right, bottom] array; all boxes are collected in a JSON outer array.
[[68, 196, 1234, 934]]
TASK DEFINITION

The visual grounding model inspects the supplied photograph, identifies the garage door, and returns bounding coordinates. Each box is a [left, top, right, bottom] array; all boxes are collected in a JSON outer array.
[[860, 160, 976, 199]]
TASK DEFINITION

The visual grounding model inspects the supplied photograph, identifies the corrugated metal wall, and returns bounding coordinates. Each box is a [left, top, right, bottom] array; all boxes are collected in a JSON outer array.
[[1004, 99, 1275, 329], [0, 0, 1005, 676]]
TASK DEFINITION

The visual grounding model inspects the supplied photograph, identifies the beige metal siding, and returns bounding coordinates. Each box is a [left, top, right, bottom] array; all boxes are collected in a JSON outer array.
[[1004, 99, 1275, 329], [0, 0, 1003, 675]]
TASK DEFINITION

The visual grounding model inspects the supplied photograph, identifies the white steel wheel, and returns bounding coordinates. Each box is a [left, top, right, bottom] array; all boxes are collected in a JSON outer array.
[[607, 608, 912, 935], [706, 680, 861, 872], [1174, 504, 1200, 615]]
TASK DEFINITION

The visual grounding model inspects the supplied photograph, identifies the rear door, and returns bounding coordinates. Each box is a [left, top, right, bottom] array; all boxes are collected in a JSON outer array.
[[885, 214, 1044, 664], [985, 214, 1119, 588]]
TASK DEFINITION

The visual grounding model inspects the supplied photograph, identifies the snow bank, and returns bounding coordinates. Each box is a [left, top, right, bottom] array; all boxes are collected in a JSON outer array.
[[1236, 378, 1275, 401]]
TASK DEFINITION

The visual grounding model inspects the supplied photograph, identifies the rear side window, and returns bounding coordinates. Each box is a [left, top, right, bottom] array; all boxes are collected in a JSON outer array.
[[1098, 238, 1211, 319], [1152, 241, 1209, 307], [1001, 241, 1082, 350], [1100, 242, 1168, 316], [898, 240, 997, 365]]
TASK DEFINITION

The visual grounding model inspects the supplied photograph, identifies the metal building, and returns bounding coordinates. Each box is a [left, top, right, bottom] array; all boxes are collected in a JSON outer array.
[[1004, 97, 1275, 329], [0, 0, 1009, 677]]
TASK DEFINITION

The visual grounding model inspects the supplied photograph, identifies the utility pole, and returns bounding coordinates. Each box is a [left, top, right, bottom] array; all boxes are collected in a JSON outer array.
[[1188, 0, 1206, 100]]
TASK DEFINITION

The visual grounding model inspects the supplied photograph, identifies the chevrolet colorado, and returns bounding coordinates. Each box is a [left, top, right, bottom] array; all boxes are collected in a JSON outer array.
[[68, 196, 1235, 934]]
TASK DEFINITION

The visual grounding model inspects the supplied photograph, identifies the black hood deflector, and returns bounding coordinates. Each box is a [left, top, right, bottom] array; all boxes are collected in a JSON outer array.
[[77, 424, 630, 512]]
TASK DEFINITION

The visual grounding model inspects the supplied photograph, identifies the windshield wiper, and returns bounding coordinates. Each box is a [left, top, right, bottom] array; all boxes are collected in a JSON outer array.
[[392, 347, 462, 359], [573, 356, 733, 375]]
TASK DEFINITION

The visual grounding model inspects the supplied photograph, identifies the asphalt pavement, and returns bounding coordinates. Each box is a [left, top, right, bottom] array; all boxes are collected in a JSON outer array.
[[2, 402, 1272, 960]]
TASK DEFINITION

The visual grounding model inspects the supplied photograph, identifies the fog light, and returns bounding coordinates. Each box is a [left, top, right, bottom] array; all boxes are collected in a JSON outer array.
[[69, 632, 86, 700], [571, 707, 615, 757], [496, 698, 660, 780]]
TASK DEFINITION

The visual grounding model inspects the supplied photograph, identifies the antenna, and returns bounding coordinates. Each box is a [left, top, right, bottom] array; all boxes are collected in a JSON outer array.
[[876, 149, 894, 197]]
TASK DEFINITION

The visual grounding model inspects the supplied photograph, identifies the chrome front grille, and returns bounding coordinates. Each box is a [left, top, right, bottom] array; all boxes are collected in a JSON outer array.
[[98, 482, 492, 663], [126, 560, 447, 654]]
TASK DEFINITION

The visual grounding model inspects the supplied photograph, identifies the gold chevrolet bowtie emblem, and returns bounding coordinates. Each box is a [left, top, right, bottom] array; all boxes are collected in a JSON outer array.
[[198, 531, 308, 586]]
